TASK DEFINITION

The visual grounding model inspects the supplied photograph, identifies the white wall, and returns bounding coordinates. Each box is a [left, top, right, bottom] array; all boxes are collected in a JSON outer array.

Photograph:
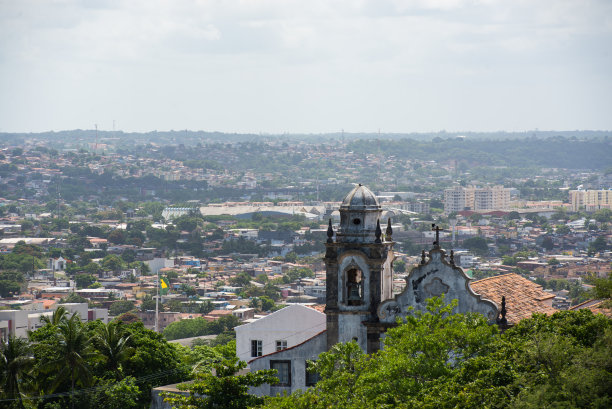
[[235, 304, 326, 364]]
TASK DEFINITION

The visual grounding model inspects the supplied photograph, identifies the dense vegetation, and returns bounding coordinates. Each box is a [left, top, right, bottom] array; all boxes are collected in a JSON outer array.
[[263, 297, 611, 409], [0, 308, 191, 408], [348, 136, 612, 169]]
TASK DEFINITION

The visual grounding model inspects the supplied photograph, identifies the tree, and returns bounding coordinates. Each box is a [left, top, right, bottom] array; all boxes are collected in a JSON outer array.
[[593, 208, 612, 223], [42, 314, 99, 408], [394, 259, 406, 273], [506, 211, 521, 220], [109, 301, 135, 317], [0, 336, 34, 409], [102, 255, 123, 273], [107, 230, 125, 245], [121, 322, 188, 403], [83, 262, 102, 276], [94, 321, 134, 378], [589, 236, 608, 254], [229, 272, 252, 287], [541, 236, 554, 251], [140, 296, 157, 312], [162, 357, 278, 409], [264, 304, 612, 409], [462, 236, 489, 256], [555, 224, 571, 235], [89, 376, 140, 409], [60, 292, 88, 304], [121, 249, 136, 263], [75, 274, 96, 289], [40, 305, 69, 326]]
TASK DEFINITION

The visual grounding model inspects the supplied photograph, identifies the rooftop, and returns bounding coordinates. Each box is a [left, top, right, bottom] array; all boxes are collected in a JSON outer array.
[[471, 273, 557, 325]]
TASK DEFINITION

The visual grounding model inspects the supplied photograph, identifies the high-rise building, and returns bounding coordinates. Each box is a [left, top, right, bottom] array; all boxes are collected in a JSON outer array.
[[569, 190, 612, 212], [444, 185, 510, 214]]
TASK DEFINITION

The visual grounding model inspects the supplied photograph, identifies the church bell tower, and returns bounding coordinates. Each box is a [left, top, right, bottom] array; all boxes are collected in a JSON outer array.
[[324, 184, 395, 353]]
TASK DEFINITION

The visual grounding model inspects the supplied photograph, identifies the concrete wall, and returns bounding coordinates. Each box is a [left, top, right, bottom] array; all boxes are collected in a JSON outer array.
[[249, 331, 327, 396]]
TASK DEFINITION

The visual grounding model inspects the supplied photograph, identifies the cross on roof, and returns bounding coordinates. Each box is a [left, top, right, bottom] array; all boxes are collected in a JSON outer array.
[[432, 223, 444, 247]]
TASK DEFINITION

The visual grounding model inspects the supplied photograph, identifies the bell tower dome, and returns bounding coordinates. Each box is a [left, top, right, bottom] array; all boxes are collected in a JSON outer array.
[[325, 184, 395, 353]]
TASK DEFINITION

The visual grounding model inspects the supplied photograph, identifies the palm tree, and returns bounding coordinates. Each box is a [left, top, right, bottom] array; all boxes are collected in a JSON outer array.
[[94, 321, 134, 378], [43, 313, 99, 409], [39, 305, 68, 326], [0, 336, 34, 409]]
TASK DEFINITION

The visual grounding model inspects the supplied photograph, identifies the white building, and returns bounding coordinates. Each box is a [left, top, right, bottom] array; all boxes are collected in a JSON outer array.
[[234, 304, 326, 365], [0, 303, 109, 340]]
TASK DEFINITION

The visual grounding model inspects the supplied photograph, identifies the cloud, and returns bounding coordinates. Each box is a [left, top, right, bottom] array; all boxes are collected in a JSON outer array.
[[0, 0, 611, 132]]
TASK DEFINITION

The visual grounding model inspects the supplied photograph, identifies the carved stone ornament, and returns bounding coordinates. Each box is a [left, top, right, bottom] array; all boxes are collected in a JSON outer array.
[[424, 277, 449, 297], [378, 301, 401, 321], [378, 247, 498, 324]]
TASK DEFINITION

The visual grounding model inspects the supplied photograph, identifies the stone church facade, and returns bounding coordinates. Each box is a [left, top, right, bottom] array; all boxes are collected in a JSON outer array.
[[249, 184, 502, 395]]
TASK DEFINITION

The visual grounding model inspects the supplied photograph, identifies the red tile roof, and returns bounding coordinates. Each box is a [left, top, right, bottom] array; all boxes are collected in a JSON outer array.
[[570, 299, 612, 318], [471, 273, 557, 325]]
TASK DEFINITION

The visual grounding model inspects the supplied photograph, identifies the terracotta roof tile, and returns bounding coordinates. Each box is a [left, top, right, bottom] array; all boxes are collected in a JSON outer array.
[[570, 299, 612, 318], [471, 273, 557, 325]]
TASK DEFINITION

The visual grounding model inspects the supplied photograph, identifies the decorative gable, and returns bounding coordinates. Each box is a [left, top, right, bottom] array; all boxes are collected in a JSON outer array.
[[378, 247, 499, 323]]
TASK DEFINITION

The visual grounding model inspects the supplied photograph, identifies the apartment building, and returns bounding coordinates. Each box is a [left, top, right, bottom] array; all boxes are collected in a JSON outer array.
[[569, 190, 612, 212], [444, 185, 510, 214]]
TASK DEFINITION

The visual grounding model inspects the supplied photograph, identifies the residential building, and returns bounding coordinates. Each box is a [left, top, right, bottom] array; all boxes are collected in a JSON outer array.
[[234, 304, 325, 364], [444, 185, 511, 214], [569, 189, 612, 212]]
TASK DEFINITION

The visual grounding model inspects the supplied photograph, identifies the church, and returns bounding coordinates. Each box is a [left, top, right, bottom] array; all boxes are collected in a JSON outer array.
[[246, 184, 553, 396]]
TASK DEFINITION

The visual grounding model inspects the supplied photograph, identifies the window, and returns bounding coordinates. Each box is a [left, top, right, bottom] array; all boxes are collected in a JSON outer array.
[[306, 366, 320, 386], [275, 340, 287, 351], [251, 340, 262, 357], [271, 360, 291, 386]]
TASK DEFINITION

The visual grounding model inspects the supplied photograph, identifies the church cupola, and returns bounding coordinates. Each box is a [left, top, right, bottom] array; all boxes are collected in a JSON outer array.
[[337, 184, 381, 243]]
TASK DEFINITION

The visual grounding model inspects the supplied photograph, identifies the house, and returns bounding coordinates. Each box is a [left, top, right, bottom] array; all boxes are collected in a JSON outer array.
[[47, 256, 67, 271], [0, 302, 109, 340], [234, 304, 326, 365]]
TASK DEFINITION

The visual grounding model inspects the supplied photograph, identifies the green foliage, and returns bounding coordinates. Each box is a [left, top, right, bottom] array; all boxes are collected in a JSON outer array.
[[286, 267, 314, 282], [589, 236, 608, 254], [0, 336, 34, 407], [229, 272, 252, 287], [0, 250, 44, 274], [0, 270, 24, 297], [462, 236, 489, 256], [109, 300, 135, 316], [93, 321, 134, 377], [555, 224, 571, 235], [588, 274, 612, 301], [41, 314, 100, 407], [89, 376, 140, 409], [162, 357, 278, 409], [163, 315, 240, 341], [593, 208, 612, 223], [60, 292, 88, 304], [101, 255, 124, 273], [121, 321, 189, 402], [264, 299, 612, 409], [75, 273, 97, 289]]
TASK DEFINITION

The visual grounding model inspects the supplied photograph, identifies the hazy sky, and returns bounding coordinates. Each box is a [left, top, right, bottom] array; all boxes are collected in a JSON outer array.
[[1, 0, 611, 134]]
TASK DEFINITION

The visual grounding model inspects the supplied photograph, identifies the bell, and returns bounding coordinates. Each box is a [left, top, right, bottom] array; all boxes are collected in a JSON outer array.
[[347, 283, 361, 301]]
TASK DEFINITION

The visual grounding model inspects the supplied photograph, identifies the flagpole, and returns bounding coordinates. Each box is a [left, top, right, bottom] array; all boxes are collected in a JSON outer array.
[[155, 270, 159, 333]]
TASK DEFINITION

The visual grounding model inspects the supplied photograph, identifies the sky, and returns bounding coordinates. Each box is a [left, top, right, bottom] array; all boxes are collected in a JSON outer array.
[[0, 0, 611, 134]]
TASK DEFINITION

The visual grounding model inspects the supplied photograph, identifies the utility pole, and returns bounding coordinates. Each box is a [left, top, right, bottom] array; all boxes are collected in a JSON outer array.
[[155, 270, 159, 332]]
